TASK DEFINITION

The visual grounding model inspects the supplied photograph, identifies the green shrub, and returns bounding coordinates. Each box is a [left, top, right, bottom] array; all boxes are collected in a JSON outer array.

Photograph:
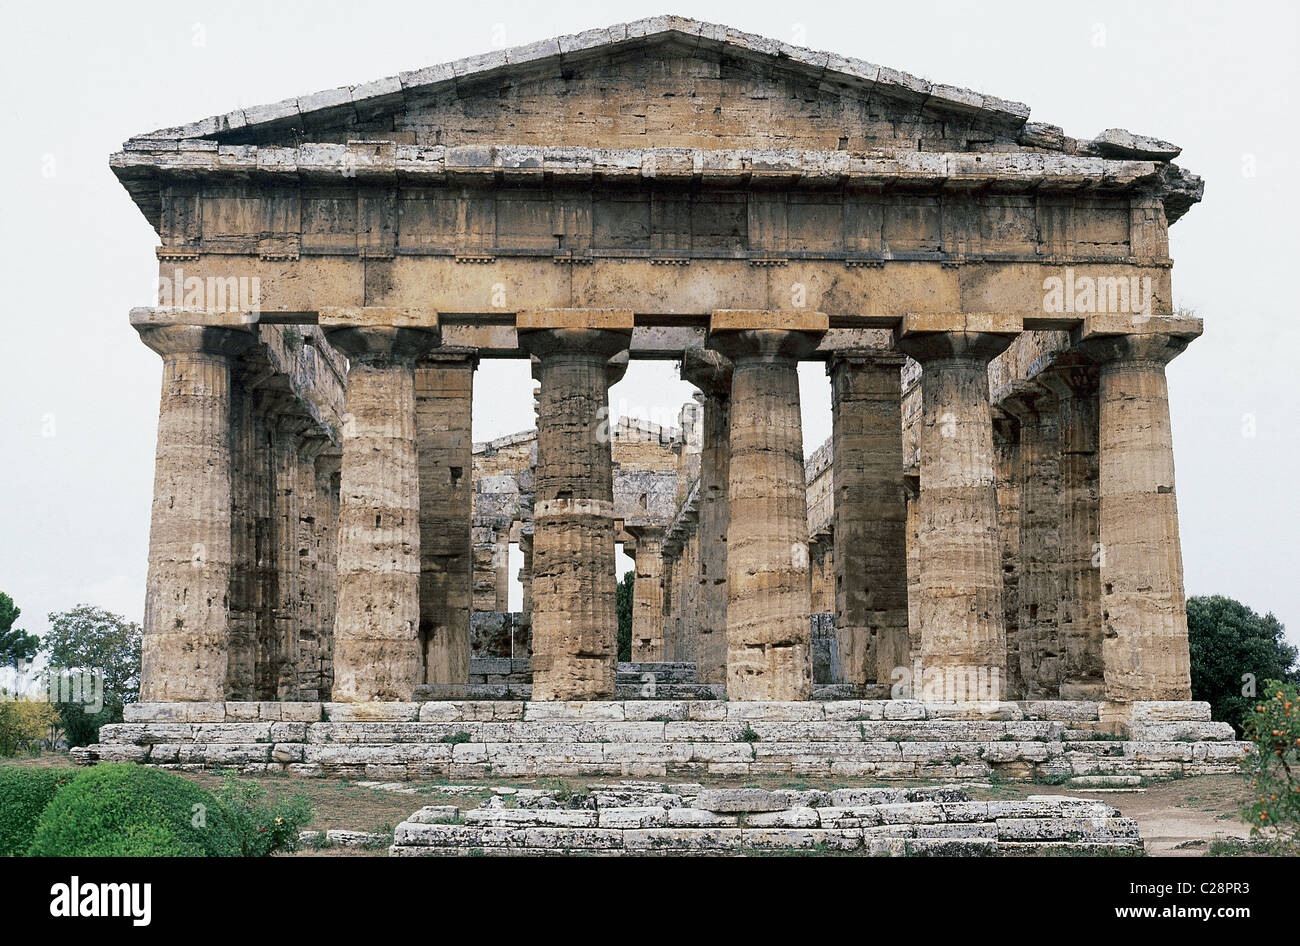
[[1240, 679, 1300, 845], [215, 775, 314, 857], [28, 763, 238, 857], [0, 766, 79, 856]]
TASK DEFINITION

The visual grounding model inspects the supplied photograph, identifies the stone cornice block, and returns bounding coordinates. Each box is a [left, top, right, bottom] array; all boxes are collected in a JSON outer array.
[[516, 308, 635, 331], [318, 306, 438, 329], [1074, 313, 1203, 341], [709, 309, 829, 333], [899, 312, 1023, 336], [129, 306, 258, 328]]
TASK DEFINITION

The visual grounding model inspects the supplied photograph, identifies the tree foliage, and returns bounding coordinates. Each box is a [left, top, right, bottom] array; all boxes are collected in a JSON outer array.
[[1187, 595, 1297, 733], [0, 592, 39, 669], [616, 570, 634, 663], [39, 605, 142, 747]]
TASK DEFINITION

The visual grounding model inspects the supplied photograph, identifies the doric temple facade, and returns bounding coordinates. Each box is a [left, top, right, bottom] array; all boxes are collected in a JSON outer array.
[[117, 16, 1204, 708]]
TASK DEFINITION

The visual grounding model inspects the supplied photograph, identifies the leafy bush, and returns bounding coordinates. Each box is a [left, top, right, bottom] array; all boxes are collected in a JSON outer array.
[[214, 775, 314, 857], [1188, 595, 1297, 734], [28, 763, 238, 857], [0, 699, 60, 757], [1240, 679, 1300, 846], [0, 766, 79, 856]]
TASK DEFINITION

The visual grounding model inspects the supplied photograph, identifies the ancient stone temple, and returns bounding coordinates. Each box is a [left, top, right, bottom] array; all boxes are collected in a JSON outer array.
[[97, 17, 1228, 782]]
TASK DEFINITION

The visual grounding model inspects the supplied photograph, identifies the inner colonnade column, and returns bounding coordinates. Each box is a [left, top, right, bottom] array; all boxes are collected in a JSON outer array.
[[517, 309, 633, 701]]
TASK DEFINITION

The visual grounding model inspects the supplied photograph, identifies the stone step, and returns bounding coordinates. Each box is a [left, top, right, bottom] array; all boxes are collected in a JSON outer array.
[[388, 783, 1145, 856]]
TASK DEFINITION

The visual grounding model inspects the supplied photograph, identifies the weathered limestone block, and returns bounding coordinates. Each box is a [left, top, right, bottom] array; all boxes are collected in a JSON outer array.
[[828, 352, 909, 686], [136, 324, 254, 702], [708, 311, 827, 701], [415, 348, 476, 685], [1039, 362, 1104, 699], [517, 310, 633, 701], [679, 346, 733, 684], [896, 327, 1016, 700], [322, 316, 441, 701], [1076, 324, 1200, 701], [998, 380, 1061, 699]]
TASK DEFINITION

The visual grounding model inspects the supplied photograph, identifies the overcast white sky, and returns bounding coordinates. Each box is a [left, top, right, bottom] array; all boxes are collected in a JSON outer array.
[[1, 0, 1296, 650]]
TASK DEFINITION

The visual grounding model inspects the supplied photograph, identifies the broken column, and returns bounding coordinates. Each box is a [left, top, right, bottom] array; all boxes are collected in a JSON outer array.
[[708, 310, 827, 701], [827, 350, 910, 686], [135, 322, 253, 702], [680, 346, 732, 685], [896, 319, 1018, 701], [321, 310, 440, 702], [998, 380, 1061, 699], [415, 348, 477, 685], [517, 309, 633, 701], [1076, 319, 1201, 702], [1039, 361, 1104, 699]]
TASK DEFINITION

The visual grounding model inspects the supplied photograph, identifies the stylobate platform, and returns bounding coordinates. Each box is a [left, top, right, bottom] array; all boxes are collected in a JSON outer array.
[[75, 699, 1248, 782]]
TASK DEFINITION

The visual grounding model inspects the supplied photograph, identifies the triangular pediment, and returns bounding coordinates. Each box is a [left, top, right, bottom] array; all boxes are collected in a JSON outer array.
[[133, 15, 1048, 153]]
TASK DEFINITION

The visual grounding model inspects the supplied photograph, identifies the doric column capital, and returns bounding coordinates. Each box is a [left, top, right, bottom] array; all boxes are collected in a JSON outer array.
[[1074, 331, 1195, 369], [416, 345, 479, 370], [895, 329, 1014, 365], [995, 379, 1057, 425], [680, 345, 733, 399], [825, 348, 906, 375], [323, 324, 442, 366], [136, 323, 254, 360], [1037, 356, 1100, 400], [516, 308, 634, 361], [707, 310, 827, 363]]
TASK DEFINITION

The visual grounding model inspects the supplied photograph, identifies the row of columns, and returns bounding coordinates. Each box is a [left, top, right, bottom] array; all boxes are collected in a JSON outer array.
[[136, 310, 1195, 706]]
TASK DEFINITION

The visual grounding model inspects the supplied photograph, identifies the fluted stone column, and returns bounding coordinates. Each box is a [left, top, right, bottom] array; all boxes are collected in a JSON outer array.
[[896, 327, 1015, 701], [295, 431, 333, 699], [626, 526, 665, 661], [313, 450, 341, 698], [828, 351, 909, 686], [708, 310, 827, 701], [226, 371, 262, 701], [990, 408, 1023, 698], [322, 313, 440, 702], [517, 309, 633, 701], [272, 410, 313, 700], [680, 347, 732, 684], [415, 348, 477, 685], [136, 323, 253, 702], [1077, 324, 1199, 701], [1040, 362, 1104, 699], [999, 381, 1061, 699]]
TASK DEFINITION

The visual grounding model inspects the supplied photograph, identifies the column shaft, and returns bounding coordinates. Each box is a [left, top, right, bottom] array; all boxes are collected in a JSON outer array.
[[897, 331, 1013, 701], [709, 315, 825, 701], [628, 531, 665, 661], [324, 322, 440, 701], [415, 351, 476, 685], [1078, 332, 1195, 701], [828, 353, 909, 686], [680, 347, 732, 684], [518, 313, 632, 701], [137, 325, 252, 702], [1041, 365, 1104, 698]]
